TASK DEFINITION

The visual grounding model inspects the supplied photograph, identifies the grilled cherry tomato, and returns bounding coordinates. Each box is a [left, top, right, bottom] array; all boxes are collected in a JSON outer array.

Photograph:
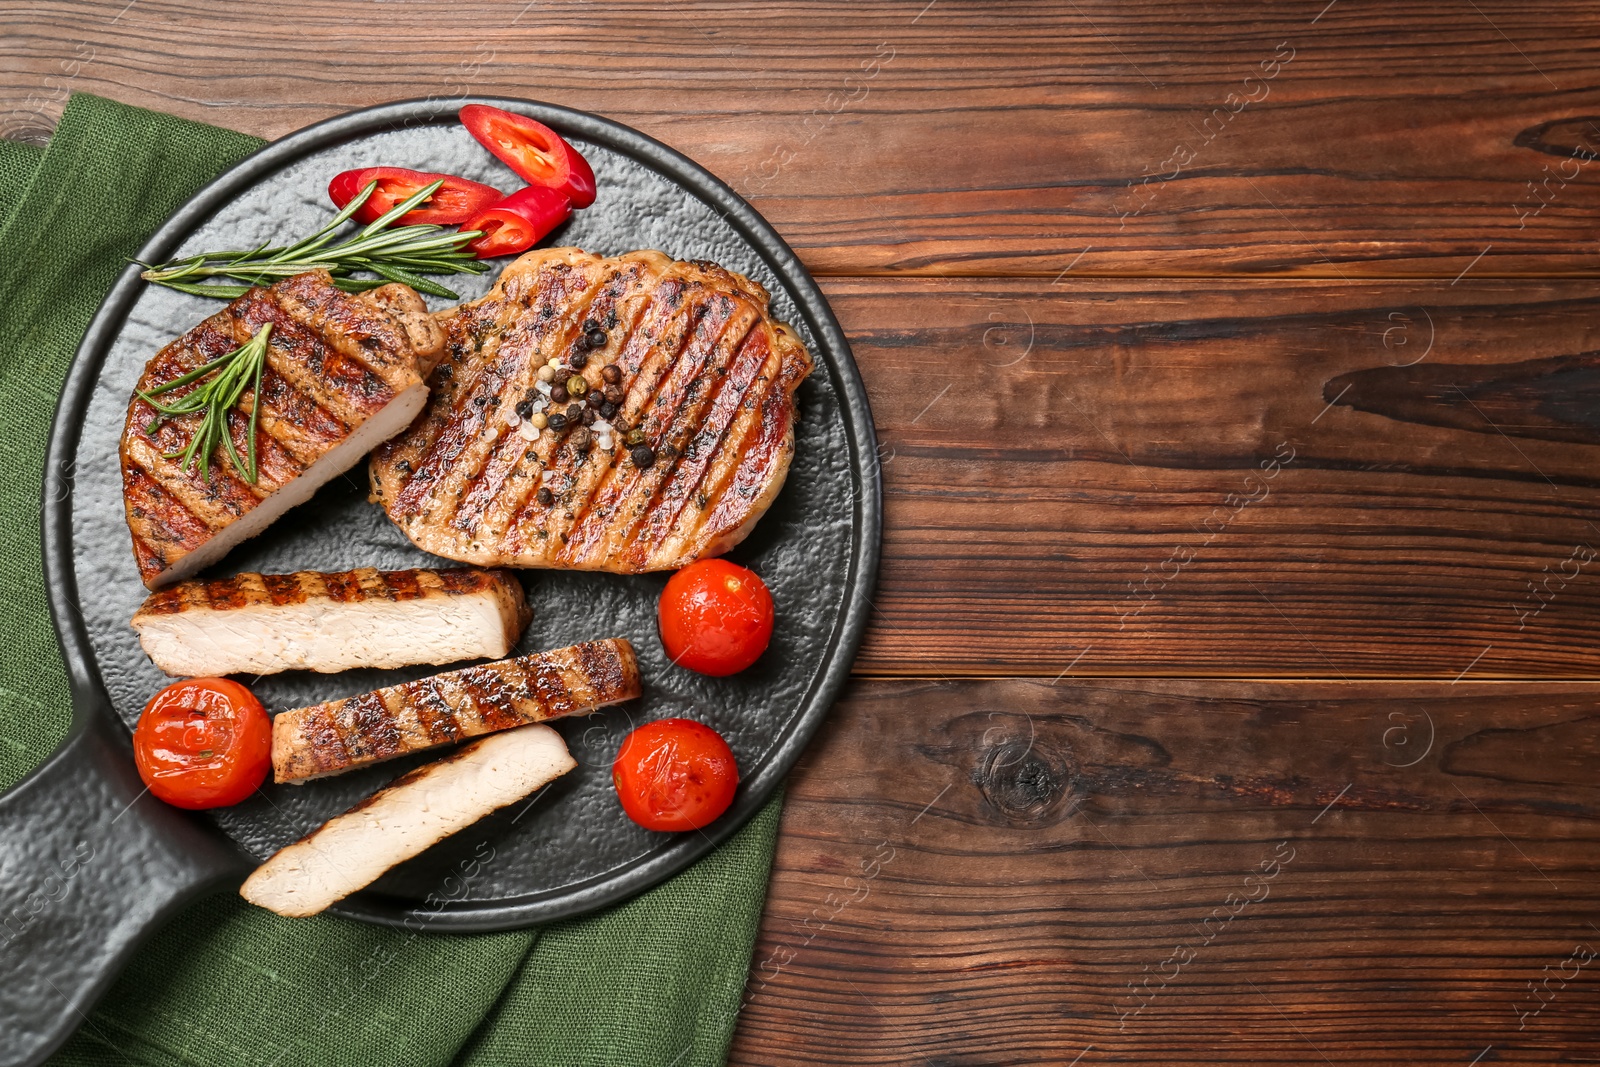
[[613, 718, 739, 832], [132, 678, 271, 810], [327, 166, 503, 225], [657, 559, 774, 676], [461, 185, 573, 257], [459, 105, 597, 208]]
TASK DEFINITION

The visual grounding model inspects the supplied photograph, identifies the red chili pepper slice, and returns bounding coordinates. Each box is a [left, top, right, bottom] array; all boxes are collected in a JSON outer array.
[[327, 167, 504, 226], [459, 105, 597, 208], [461, 186, 574, 257]]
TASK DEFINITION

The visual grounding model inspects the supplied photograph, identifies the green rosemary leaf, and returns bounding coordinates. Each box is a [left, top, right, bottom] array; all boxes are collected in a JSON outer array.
[[140, 180, 484, 299], [139, 323, 273, 484]]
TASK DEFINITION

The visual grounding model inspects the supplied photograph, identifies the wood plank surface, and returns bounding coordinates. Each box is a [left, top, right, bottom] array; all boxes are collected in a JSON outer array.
[[731, 677, 1600, 1065], [839, 276, 1600, 678], [5, 1, 1600, 277]]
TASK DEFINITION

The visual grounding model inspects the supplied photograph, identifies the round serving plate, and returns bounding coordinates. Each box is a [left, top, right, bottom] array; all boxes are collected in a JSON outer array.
[[42, 97, 880, 931]]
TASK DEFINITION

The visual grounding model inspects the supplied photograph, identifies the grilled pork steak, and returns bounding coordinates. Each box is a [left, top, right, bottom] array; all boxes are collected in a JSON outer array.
[[369, 248, 814, 573], [271, 637, 639, 783], [242, 724, 575, 917], [122, 271, 445, 589], [131, 567, 529, 677]]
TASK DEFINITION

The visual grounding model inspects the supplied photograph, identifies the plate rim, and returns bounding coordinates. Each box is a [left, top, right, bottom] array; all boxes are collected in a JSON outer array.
[[43, 96, 882, 931]]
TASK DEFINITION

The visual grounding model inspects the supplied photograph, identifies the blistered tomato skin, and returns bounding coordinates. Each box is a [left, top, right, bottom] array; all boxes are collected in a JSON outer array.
[[132, 678, 271, 810], [612, 718, 739, 832], [657, 559, 775, 676]]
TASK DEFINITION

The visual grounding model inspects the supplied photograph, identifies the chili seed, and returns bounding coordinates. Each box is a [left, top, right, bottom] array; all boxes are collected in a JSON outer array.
[[566, 375, 588, 397], [600, 400, 617, 419], [550, 384, 568, 404], [585, 326, 608, 349], [514, 400, 534, 419], [536, 487, 553, 506], [624, 428, 647, 447], [630, 444, 656, 469], [548, 413, 567, 431]]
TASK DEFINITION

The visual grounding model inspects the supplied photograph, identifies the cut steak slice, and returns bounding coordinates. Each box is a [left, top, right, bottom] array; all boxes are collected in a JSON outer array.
[[241, 724, 575, 918], [121, 271, 445, 589], [131, 566, 529, 677], [271, 637, 639, 783], [369, 248, 814, 573]]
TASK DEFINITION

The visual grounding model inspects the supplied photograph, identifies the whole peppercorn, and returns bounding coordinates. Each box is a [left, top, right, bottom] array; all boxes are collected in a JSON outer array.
[[602, 382, 624, 404], [585, 326, 608, 349], [572, 426, 594, 453], [514, 399, 534, 419], [547, 412, 568, 432], [569, 350, 589, 371], [581, 406, 598, 426], [586, 389, 604, 409], [530, 411, 548, 429], [566, 374, 588, 397], [550, 383, 569, 404], [566, 402, 584, 422], [600, 400, 617, 419], [537, 365, 555, 382], [536, 487, 554, 506], [624, 428, 647, 447], [601, 364, 622, 384], [611, 415, 630, 433], [630, 444, 656, 469]]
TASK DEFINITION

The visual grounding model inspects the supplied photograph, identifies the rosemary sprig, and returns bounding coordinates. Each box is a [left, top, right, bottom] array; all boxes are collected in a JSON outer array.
[[140, 323, 273, 483], [138, 180, 488, 300]]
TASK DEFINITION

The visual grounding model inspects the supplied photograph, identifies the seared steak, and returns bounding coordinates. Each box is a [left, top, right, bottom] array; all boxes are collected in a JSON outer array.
[[131, 567, 529, 677], [271, 637, 639, 783], [122, 271, 445, 589], [369, 248, 813, 572], [242, 724, 575, 917]]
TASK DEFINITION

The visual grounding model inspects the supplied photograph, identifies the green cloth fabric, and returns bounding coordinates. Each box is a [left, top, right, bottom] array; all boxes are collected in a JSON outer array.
[[0, 94, 779, 1067]]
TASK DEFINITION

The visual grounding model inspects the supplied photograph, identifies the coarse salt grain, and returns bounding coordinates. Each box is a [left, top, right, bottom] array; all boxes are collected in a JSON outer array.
[[505, 409, 521, 427], [517, 421, 540, 441]]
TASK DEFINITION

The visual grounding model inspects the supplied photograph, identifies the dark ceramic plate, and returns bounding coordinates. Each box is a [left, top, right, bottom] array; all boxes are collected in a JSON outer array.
[[0, 98, 877, 1066]]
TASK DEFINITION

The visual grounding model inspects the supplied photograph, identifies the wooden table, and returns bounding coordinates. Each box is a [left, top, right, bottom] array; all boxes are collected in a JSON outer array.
[[7, 1, 1600, 1062]]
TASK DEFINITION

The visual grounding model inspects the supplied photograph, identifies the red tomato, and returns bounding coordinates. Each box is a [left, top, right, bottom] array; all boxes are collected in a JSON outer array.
[[132, 678, 271, 810], [658, 559, 775, 676], [459, 105, 597, 208], [327, 166, 503, 225], [612, 718, 739, 832], [461, 185, 573, 257]]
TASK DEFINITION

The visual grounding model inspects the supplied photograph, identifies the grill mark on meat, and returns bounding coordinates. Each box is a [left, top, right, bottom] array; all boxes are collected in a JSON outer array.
[[408, 675, 462, 746], [369, 250, 811, 572], [346, 691, 402, 761], [242, 299, 395, 425], [381, 569, 423, 600], [457, 664, 524, 732], [528, 658, 578, 716], [575, 639, 623, 698], [705, 367, 794, 538], [263, 573, 307, 606], [322, 571, 362, 602], [562, 291, 745, 563], [629, 318, 772, 562], [304, 708, 354, 777]]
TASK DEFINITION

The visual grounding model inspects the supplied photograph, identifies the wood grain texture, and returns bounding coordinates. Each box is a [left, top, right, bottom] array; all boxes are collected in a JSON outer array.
[[837, 276, 1600, 678], [730, 678, 1600, 1066], [5, 1, 1600, 276]]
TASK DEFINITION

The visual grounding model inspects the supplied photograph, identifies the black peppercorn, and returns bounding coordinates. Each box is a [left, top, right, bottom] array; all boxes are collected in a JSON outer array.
[[581, 406, 598, 425], [630, 444, 656, 469], [569, 350, 589, 371], [550, 384, 568, 404], [600, 400, 617, 419], [514, 400, 534, 419], [536, 487, 554, 506], [566, 403, 584, 422], [547, 413, 567, 431], [585, 326, 608, 349], [572, 427, 594, 452], [601, 383, 623, 404], [587, 389, 604, 408], [601, 364, 622, 384], [611, 415, 630, 433]]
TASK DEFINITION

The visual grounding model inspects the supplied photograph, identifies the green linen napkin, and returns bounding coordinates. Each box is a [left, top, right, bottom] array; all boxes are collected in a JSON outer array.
[[0, 93, 778, 1067]]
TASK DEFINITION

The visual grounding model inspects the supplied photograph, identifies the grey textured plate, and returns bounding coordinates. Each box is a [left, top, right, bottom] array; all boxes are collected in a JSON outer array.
[[0, 98, 877, 1067]]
